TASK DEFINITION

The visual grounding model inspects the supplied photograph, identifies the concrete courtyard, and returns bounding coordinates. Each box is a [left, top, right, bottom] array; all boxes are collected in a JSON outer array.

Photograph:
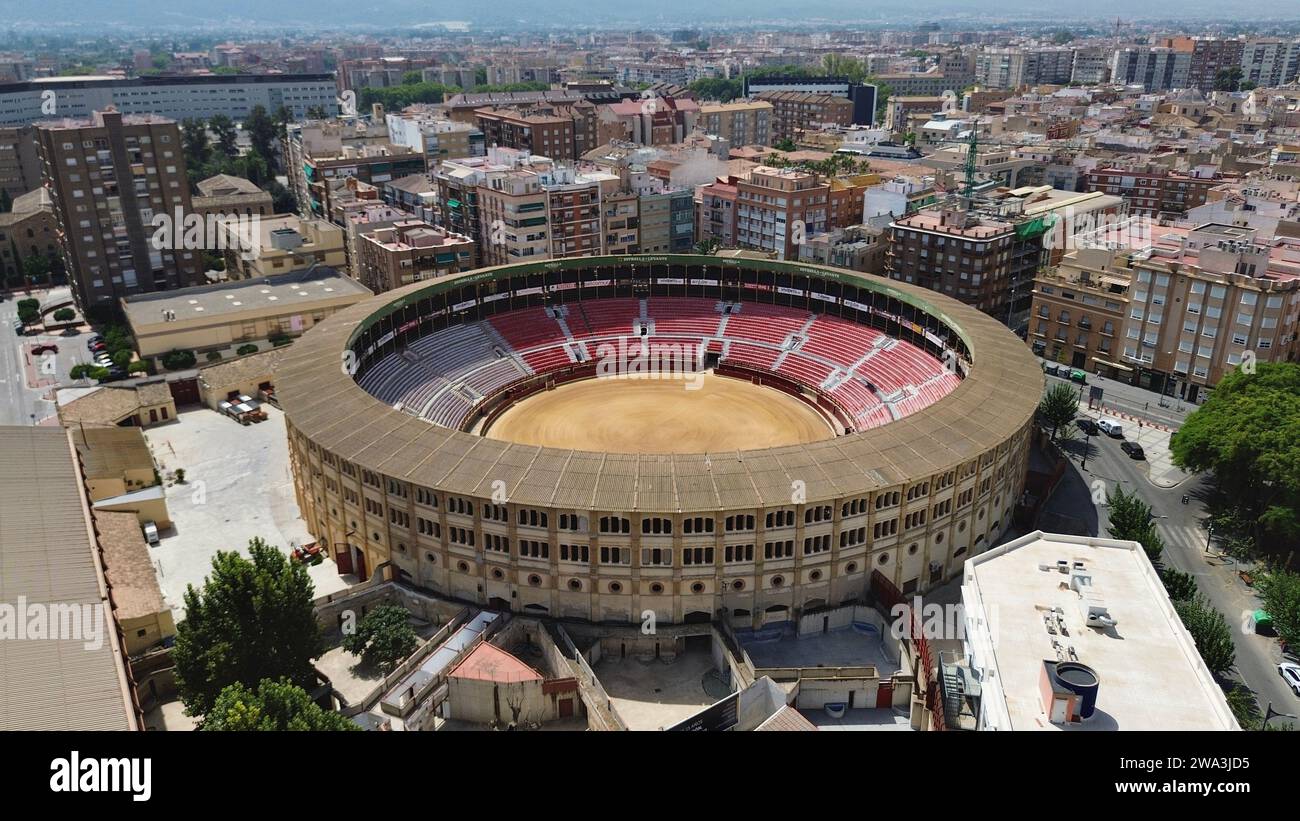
[[143, 403, 352, 617], [593, 649, 720, 730]]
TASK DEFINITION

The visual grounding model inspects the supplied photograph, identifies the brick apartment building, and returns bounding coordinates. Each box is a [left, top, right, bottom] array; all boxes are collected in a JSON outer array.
[[354, 220, 476, 293], [1085, 167, 1228, 218], [755, 91, 855, 142], [1029, 222, 1300, 402], [35, 108, 203, 312]]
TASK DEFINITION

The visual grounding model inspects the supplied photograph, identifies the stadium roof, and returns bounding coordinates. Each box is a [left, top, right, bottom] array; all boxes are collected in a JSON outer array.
[[277, 255, 1042, 513]]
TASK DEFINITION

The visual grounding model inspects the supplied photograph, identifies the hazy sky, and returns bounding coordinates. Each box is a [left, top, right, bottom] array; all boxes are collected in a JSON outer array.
[[0, 0, 1291, 29]]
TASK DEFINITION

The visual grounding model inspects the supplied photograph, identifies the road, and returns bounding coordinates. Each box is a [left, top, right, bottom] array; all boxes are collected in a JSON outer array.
[[1036, 356, 1194, 431], [0, 287, 94, 427], [1060, 424, 1298, 722]]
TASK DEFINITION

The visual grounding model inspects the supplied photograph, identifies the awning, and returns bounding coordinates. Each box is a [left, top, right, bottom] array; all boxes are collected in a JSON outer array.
[[1091, 355, 1133, 372], [446, 198, 461, 209]]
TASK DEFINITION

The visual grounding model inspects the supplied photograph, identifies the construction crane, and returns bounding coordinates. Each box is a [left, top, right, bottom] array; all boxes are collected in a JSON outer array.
[[962, 126, 979, 206]]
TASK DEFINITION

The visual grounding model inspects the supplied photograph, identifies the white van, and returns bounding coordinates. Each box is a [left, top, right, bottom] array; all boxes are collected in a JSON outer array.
[[1097, 419, 1124, 438]]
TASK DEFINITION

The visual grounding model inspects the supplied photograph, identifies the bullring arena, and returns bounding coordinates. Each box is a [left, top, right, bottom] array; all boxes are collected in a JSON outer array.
[[279, 255, 1042, 627]]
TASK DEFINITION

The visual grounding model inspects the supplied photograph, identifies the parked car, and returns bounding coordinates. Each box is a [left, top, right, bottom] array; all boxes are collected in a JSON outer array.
[[12, 320, 26, 335], [1075, 418, 1100, 436], [1120, 441, 1145, 459], [142, 521, 160, 547], [87, 338, 105, 350], [31, 343, 58, 355], [1068, 368, 1087, 384], [1279, 662, 1300, 697], [1097, 419, 1124, 438], [1044, 363, 1061, 377]]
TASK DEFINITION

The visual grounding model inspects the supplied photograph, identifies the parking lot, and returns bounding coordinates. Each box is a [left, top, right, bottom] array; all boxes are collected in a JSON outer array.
[[142, 403, 352, 617]]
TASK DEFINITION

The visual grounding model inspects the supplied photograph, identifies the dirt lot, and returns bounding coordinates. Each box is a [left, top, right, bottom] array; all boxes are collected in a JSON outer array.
[[485, 373, 833, 453]]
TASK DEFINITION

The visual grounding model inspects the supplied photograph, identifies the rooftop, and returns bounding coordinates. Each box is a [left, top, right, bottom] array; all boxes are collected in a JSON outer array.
[[962, 531, 1238, 731], [122, 266, 370, 328], [0, 427, 138, 731], [71, 426, 154, 479], [449, 642, 542, 684], [93, 511, 167, 622]]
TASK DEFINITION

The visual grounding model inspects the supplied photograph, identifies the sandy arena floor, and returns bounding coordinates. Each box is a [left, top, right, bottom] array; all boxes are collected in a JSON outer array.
[[484, 373, 833, 453]]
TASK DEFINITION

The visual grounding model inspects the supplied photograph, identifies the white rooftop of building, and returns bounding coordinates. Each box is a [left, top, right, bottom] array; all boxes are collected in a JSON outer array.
[[961, 531, 1237, 731]]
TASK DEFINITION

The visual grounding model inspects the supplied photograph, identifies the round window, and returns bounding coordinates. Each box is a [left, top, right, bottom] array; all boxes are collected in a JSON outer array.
[[609, 581, 623, 594], [808, 569, 822, 582], [732, 579, 745, 591], [845, 562, 858, 573], [650, 582, 665, 594], [568, 579, 582, 591], [878, 553, 889, 566], [691, 582, 705, 594], [771, 575, 785, 588], [908, 543, 919, 555], [492, 568, 504, 580], [457, 561, 469, 573], [528, 574, 542, 587]]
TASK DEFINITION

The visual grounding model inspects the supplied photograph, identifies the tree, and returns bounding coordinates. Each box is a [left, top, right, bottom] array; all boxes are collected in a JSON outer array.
[[1214, 66, 1244, 92], [181, 118, 210, 166], [1170, 363, 1300, 562], [202, 678, 357, 731], [1173, 595, 1236, 675], [1106, 484, 1165, 565], [1159, 566, 1198, 602], [1254, 569, 1300, 650], [341, 604, 419, 674], [174, 538, 323, 719], [821, 54, 867, 83], [1037, 382, 1078, 441], [162, 349, 197, 370], [305, 105, 328, 120], [693, 239, 721, 255], [1224, 685, 1261, 730], [244, 105, 278, 163], [772, 137, 798, 152], [52, 307, 75, 322], [111, 349, 132, 369], [236, 343, 259, 356], [22, 253, 49, 285], [209, 114, 238, 158], [70, 363, 97, 380], [687, 77, 744, 103], [127, 360, 149, 374]]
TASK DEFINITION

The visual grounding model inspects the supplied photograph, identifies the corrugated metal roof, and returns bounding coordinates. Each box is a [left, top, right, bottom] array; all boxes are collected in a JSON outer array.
[[0, 427, 138, 731]]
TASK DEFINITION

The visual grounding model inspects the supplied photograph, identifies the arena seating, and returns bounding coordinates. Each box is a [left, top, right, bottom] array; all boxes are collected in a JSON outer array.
[[355, 297, 961, 431]]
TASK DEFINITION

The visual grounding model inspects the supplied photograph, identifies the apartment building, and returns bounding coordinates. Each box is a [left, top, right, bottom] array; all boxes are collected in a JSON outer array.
[[285, 120, 427, 222], [35, 108, 204, 312], [476, 107, 578, 161], [0, 73, 339, 127], [638, 187, 695, 254], [696, 100, 773, 147], [755, 92, 855, 142], [1029, 223, 1300, 402], [974, 48, 1074, 90], [599, 96, 700, 147], [1110, 48, 1193, 92], [0, 124, 41, 199], [1070, 48, 1112, 85], [733, 165, 829, 260], [697, 175, 739, 249], [1085, 167, 1228, 217], [1165, 37, 1246, 93], [602, 190, 640, 255], [1240, 39, 1300, 89], [354, 220, 476, 293], [384, 109, 485, 167], [475, 164, 552, 267]]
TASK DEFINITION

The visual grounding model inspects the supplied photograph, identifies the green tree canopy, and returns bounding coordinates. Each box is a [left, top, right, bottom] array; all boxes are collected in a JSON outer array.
[[1106, 484, 1165, 566], [202, 678, 357, 731], [174, 538, 323, 719], [1254, 569, 1300, 650], [209, 114, 238, 158], [341, 603, 419, 673], [1037, 382, 1078, 441], [1173, 595, 1236, 675], [1170, 362, 1300, 561]]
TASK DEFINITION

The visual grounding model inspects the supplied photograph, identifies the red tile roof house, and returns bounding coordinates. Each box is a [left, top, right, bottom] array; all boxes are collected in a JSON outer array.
[[444, 642, 581, 728]]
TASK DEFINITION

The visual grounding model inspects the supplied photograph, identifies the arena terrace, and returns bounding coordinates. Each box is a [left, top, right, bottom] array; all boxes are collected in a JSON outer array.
[[278, 255, 1042, 626]]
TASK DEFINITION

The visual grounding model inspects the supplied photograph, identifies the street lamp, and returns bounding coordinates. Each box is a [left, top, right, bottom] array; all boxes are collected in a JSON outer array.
[[1262, 702, 1298, 729]]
